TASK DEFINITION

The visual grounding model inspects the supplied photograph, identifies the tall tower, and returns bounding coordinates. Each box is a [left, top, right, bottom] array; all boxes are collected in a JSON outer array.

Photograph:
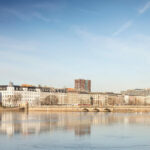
[[75, 79, 91, 92]]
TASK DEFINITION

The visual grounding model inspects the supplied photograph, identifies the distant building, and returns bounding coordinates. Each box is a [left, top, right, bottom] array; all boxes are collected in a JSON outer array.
[[90, 92, 125, 106], [121, 89, 150, 96], [0, 82, 66, 107], [75, 79, 91, 93], [66, 88, 77, 93]]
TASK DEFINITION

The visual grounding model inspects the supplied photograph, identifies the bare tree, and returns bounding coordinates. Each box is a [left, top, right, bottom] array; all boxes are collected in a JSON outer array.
[[13, 94, 22, 105], [41, 95, 58, 105], [33, 98, 40, 106], [6, 94, 22, 107]]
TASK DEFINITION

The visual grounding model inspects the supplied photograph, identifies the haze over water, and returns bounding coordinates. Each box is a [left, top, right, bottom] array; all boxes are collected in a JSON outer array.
[[0, 112, 150, 150]]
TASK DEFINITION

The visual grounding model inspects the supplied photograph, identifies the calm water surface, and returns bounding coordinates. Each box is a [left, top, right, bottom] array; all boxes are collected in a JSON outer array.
[[0, 112, 150, 150]]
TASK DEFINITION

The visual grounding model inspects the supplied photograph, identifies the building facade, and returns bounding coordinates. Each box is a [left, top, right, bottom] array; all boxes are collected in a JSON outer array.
[[75, 79, 91, 92], [0, 83, 92, 107], [0, 82, 66, 107], [2, 82, 150, 107], [121, 89, 150, 96]]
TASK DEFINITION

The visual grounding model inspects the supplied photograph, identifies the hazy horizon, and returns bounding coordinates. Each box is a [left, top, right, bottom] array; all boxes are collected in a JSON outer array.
[[1, 0, 150, 92]]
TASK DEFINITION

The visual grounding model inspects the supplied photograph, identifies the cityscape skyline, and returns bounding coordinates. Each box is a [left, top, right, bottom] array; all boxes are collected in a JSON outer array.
[[1, 0, 150, 92]]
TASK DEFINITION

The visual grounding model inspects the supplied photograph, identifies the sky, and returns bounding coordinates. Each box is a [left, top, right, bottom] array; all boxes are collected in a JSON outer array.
[[1, 0, 150, 92]]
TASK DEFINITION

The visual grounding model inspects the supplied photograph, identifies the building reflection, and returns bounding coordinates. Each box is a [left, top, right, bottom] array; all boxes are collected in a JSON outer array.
[[0, 112, 150, 137], [75, 125, 91, 136]]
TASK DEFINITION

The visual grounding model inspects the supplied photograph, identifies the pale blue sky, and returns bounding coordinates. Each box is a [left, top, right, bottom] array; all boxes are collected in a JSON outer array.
[[1, 0, 150, 92]]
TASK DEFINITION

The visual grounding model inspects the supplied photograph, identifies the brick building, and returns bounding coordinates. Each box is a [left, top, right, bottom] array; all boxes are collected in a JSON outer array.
[[75, 79, 91, 92]]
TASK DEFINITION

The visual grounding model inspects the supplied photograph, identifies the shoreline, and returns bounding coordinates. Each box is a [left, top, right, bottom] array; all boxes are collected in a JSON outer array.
[[0, 107, 24, 112], [1, 106, 150, 113], [28, 106, 150, 112]]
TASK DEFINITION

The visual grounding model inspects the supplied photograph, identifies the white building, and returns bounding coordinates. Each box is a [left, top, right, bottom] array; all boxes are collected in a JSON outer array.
[[0, 82, 40, 106], [0, 82, 67, 107]]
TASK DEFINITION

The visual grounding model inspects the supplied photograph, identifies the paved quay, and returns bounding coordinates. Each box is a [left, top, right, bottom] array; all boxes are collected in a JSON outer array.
[[28, 106, 150, 112]]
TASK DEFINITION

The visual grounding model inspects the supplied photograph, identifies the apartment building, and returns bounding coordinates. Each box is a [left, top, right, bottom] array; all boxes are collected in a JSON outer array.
[[0, 82, 66, 107], [75, 79, 91, 92], [121, 89, 150, 96]]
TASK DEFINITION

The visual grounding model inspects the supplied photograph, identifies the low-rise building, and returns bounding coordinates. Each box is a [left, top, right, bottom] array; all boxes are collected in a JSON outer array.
[[0, 82, 66, 107], [121, 88, 150, 96]]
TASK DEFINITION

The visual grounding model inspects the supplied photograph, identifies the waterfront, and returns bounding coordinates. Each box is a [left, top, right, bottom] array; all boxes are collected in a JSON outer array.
[[0, 112, 150, 150]]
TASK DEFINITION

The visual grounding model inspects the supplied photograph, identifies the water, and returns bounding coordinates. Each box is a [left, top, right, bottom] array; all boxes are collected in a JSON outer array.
[[0, 112, 150, 150]]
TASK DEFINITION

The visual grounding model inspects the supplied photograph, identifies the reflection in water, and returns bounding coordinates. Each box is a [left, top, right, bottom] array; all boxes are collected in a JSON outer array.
[[0, 112, 150, 137]]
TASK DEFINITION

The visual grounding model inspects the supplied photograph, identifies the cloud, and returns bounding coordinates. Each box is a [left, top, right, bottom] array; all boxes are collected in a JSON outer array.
[[33, 12, 51, 22], [139, 1, 150, 14], [2, 8, 52, 22], [73, 28, 150, 91], [74, 27, 150, 61], [112, 20, 133, 36], [112, 1, 150, 36], [0, 4, 56, 23], [2, 8, 29, 21]]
